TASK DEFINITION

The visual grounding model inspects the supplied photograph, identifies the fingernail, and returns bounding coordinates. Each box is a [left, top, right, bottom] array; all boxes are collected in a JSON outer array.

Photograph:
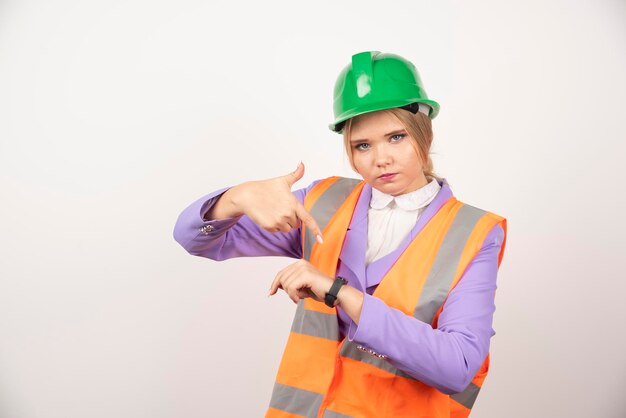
[[316, 234, 324, 245]]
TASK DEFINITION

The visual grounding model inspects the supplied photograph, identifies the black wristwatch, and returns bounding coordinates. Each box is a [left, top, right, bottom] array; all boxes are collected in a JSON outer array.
[[325, 277, 348, 308]]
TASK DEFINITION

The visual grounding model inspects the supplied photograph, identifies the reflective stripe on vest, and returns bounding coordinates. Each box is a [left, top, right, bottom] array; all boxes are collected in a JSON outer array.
[[266, 177, 507, 418], [302, 177, 363, 261]]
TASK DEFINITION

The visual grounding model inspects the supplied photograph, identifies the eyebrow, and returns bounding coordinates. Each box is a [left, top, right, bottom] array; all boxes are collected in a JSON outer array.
[[350, 129, 407, 143]]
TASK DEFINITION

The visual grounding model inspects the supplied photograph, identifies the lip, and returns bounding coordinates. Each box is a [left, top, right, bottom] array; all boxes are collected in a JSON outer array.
[[378, 173, 398, 181]]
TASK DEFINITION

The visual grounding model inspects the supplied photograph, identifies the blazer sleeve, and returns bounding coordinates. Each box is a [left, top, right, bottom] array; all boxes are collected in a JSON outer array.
[[172, 179, 322, 260], [345, 223, 505, 395]]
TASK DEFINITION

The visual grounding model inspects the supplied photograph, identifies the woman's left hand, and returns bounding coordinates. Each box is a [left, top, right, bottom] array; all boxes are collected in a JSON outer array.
[[269, 260, 334, 304]]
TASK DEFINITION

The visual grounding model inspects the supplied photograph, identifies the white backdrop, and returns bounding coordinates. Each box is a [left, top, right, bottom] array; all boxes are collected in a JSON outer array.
[[1, 0, 625, 417]]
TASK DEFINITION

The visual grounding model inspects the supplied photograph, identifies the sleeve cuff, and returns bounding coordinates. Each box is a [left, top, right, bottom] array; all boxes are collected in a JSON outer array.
[[196, 187, 244, 233], [199, 186, 230, 220], [347, 293, 379, 343]]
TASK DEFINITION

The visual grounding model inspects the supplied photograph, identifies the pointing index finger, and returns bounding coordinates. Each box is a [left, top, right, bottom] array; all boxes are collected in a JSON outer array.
[[295, 202, 324, 245]]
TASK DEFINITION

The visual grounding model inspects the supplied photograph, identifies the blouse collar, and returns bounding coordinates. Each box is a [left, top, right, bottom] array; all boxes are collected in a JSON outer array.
[[370, 176, 441, 211]]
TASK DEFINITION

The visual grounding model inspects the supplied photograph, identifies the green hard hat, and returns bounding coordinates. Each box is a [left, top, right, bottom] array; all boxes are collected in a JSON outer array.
[[329, 51, 440, 133]]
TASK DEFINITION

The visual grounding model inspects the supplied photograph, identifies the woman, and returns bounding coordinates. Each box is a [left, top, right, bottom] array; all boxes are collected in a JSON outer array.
[[173, 51, 507, 418]]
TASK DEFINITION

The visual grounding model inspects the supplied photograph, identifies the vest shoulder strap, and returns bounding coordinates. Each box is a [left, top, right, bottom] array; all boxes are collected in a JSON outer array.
[[302, 176, 363, 261]]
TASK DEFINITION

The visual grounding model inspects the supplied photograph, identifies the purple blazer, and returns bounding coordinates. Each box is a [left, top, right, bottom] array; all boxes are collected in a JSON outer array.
[[173, 177, 505, 395]]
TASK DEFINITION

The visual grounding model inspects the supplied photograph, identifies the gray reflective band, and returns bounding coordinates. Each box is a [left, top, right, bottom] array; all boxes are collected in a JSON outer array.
[[451, 381, 481, 410], [340, 341, 394, 373], [413, 204, 487, 324], [342, 340, 482, 410], [269, 383, 324, 417], [291, 299, 340, 341], [339, 341, 415, 380], [269, 372, 481, 417], [303, 178, 362, 261], [323, 409, 354, 418]]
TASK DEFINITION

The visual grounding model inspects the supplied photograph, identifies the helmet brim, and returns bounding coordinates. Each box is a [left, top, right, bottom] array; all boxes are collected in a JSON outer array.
[[329, 99, 440, 133]]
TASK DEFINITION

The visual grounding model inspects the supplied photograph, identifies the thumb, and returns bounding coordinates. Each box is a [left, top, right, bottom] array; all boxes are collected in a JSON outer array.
[[284, 161, 305, 187]]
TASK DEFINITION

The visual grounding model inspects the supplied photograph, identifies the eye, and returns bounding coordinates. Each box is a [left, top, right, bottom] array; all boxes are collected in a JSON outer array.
[[354, 143, 370, 151], [390, 134, 406, 142]]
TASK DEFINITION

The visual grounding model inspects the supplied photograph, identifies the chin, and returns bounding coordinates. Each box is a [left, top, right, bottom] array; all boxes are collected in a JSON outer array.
[[375, 183, 404, 194]]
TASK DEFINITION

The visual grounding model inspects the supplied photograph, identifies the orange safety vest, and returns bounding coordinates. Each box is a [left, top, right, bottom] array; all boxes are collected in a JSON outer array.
[[266, 176, 508, 418]]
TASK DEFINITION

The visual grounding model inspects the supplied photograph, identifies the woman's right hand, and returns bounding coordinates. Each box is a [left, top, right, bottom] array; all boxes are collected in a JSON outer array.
[[227, 162, 324, 243]]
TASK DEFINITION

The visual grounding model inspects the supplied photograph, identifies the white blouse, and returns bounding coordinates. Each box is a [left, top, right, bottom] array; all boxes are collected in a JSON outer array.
[[366, 177, 441, 265]]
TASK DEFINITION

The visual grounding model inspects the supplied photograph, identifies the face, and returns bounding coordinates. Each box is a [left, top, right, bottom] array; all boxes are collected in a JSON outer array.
[[349, 110, 428, 196]]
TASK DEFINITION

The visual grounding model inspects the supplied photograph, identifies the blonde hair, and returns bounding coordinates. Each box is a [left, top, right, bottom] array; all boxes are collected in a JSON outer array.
[[342, 107, 443, 183]]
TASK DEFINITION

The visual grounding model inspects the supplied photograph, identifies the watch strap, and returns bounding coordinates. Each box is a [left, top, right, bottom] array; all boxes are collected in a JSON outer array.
[[325, 277, 347, 308]]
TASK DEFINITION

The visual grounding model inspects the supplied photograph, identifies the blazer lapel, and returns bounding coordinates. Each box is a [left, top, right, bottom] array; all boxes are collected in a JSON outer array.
[[338, 183, 370, 291]]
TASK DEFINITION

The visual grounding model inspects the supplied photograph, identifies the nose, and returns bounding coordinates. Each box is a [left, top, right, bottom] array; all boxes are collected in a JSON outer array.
[[374, 143, 392, 167]]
